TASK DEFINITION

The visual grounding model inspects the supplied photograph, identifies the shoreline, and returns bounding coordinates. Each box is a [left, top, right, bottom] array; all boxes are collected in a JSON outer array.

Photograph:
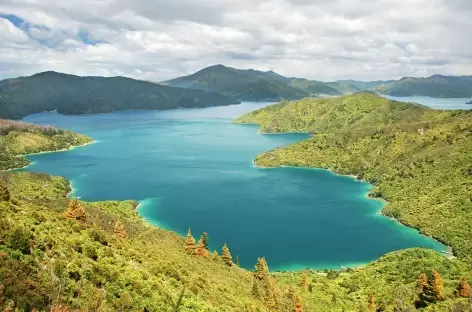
[[252, 160, 454, 258], [6, 140, 97, 171]]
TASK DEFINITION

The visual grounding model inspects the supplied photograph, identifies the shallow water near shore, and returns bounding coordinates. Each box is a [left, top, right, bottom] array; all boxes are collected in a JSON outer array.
[[21, 102, 447, 270]]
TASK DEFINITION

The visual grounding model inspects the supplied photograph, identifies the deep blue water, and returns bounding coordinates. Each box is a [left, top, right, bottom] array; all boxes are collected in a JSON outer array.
[[21, 103, 446, 270]]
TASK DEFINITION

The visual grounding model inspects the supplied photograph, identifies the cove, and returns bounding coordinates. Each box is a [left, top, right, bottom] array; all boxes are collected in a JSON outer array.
[[20, 103, 447, 271]]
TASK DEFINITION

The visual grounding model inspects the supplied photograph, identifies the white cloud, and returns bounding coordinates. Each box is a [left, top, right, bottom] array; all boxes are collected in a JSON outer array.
[[0, 0, 471, 81]]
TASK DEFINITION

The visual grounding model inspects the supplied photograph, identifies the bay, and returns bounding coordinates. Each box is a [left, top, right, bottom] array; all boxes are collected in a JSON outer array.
[[21, 102, 447, 271]]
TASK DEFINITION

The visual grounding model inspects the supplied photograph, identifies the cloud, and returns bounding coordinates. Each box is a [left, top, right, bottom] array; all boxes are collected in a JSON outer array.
[[0, 0, 471, 81]]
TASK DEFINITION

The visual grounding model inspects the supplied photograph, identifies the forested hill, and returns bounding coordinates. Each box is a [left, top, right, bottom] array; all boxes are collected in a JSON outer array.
[[161, 64, 341, 101], [372, 75, 472, 98], [0, 117, 471, 311], [163, 65, 472, 100], [234, 93, 472, 266], [0, 119, 92, 170], [0, 71, 238, 119]]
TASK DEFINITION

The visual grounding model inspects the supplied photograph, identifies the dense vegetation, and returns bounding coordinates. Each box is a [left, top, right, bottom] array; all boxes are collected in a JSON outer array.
[[373, 75, 472, 98], [234, 93, 472, 265], [0, 71, 238, 119], [1, 98, 471, 311], [164, 65, 472, 100], [1, 172, 471, 311], [162, 65, 348, 101], [0, 119, 92, 170]]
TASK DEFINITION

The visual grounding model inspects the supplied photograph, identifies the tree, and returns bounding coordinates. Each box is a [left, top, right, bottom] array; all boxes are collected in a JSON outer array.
[[264, 280, 278, 309], [200, 232, 209, 250], [64, 198, 86, 222], [221, 243, 233, 266], [0, 180, 10, 201], [420, 270, 446, 304], [417, 273, 428, 292], [0, 284, 4, 305], [456, 277, 471, 298], [184, 228, 196, 255], [195, 239, 208, 257], [251, 277, 262, 300], [254, 257, 269, 281], [293, 295, 303, 312], [368, 291, 376, 312], [114, 220, 127, 241], [301, 272, 308, 291]]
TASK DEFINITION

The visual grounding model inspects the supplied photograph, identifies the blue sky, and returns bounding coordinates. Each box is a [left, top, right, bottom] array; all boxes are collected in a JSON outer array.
[[1, 0, 471, 81]]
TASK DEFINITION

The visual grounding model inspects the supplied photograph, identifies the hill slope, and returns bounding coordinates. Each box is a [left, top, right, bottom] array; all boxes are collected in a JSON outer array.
[[0, 117, 471, 311], [0, 72, 238, 119], [0, 119, 92, 170], [162, 65, 339, 101], [234, 93, 472, 264], [373, 75, 472, 98]]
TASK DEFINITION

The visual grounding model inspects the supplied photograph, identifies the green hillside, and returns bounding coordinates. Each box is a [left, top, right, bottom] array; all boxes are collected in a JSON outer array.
[[0, 119, 92, 170], [234, 93, 472, 266], [162, 65, 340, 101], [373, 75, 472, 98], [0, 115, 471, 311], [0, 72, 238, 119]]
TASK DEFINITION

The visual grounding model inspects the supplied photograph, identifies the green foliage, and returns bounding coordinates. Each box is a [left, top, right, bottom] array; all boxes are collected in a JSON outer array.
[[0, 120, 92, 170], [163, 64, 338, 101], [373, 75, 472, 98], [0, 71, 238, 119], [234, 93, 472, 265], [0, 172, 269, 311]]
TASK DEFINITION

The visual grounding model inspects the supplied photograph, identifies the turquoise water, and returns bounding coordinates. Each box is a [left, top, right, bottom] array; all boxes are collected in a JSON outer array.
[[21, 103, 446, 271], [383, 95, 472, 110]]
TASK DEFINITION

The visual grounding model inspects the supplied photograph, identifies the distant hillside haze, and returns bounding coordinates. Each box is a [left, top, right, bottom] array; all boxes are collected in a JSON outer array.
[[163, 64, 472, 100], [161, 64, 341, 101], [0, 71, 239, 119], [373, 75, 472, 98]]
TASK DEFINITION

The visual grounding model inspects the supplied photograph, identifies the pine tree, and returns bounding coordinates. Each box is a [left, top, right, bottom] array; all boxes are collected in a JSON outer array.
[[251, 276, 262, 300], [0, 180, 10, 202], [368, 291, 376, 312], [456, 277, 471, 298], [200, 232, 209, 250], [301, 271, 308, 291], [420, 270, 446, 304], [184, 228, 196, 255], [417, 273, 428, 292], [254, 257, 269, 281], [293, 295, 303, 312], [114, 220, 127, 241], [0, 284, 4, 305], [64, 198, 86, 222], [264, 279, 278, 309], [221, 243, 233, 266], [195, 239, 208, 257]]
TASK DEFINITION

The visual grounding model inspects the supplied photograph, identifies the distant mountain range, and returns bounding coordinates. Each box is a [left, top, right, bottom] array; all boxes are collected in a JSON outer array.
[[0, 71, 238, 119], [1, 67, 471, 119], [163, 65, 472, 101], [372, 75, 472, 98]]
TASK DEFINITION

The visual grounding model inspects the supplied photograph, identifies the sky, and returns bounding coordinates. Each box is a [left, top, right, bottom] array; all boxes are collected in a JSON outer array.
[[1, 0, 471, 82]]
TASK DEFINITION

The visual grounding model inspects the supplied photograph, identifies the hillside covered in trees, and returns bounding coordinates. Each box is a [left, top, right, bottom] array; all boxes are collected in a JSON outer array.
[[0, 99, 470, 311], [372, 75, 472, 98], [234, 93, 472, 265], [0, 119, 92, 170], [0, 72, 238, 119]]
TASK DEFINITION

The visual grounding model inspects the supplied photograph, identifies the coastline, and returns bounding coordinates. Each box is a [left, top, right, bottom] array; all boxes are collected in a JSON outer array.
[[252, 160, 453, 258], [6, 140, 97, 171], [16, 139, 97, 157]]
